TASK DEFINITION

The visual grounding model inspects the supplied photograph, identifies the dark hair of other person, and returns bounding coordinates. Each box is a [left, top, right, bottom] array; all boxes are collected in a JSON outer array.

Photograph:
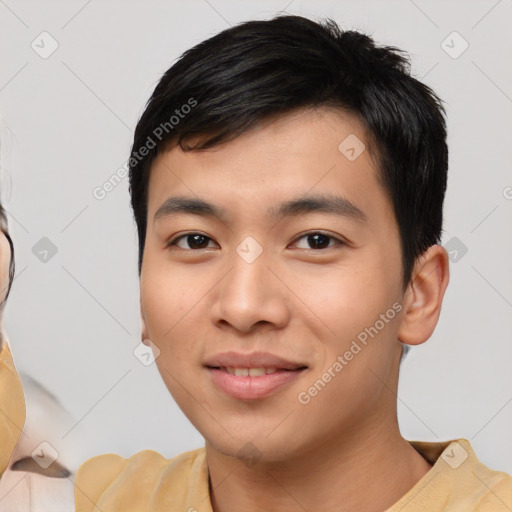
[[0, 203, 15, 308]]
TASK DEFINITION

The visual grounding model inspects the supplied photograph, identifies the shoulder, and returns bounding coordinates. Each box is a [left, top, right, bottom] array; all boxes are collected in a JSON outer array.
[[471, 467, 512, 510], [75, 447, 208, 512], [415, 438, 512, 512], [466, 439, 512, 511], [401, 438, 512, 511], [0, 339, 26, 478]]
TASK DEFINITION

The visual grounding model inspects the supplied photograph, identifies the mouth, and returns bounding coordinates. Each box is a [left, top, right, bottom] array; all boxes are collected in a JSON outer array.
[[203, 350, 308, 372], [206, 365, 307, 376], [205, 361, 308, 400]]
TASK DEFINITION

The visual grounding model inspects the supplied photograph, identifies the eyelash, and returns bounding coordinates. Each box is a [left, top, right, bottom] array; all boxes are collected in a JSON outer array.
[[166, 231, 346, 251]]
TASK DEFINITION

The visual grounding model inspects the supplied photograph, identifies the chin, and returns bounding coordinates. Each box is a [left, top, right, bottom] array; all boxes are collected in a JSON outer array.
[[204, 427, 304, 466]]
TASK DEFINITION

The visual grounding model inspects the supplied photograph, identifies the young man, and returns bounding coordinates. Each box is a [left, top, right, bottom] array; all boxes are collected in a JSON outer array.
[[72, 14, 512, 511]]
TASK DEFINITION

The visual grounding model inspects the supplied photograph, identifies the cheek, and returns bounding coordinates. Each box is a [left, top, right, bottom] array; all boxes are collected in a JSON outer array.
[[140, 259, 214, 377], [141, 264, 188, 351], [292, 260, 387, 338], [291, 259, 401, 393]]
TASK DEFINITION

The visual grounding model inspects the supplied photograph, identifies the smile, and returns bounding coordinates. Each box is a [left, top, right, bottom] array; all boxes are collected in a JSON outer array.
[[206, 366, 307, 400], [222, 367, 280, 376]]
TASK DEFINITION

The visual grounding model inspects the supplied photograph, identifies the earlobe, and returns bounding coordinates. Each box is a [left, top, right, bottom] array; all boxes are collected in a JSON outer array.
[[140, 300, 150, 345], [397, 244, 450, 346]]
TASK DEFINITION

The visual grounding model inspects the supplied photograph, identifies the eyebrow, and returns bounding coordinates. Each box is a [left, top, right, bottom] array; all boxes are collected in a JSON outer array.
[[153, 193, 368, 225]]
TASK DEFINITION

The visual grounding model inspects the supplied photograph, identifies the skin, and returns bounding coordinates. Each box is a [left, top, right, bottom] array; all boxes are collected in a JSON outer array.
[[0, 229, 12, 351], [140, 107, 450, 512]]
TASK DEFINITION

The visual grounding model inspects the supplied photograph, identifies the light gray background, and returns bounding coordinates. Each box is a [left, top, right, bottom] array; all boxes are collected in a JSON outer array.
[[1, 0, 511, 474]]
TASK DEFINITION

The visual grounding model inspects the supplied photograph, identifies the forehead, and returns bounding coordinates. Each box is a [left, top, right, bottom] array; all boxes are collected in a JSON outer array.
[[146, 107, 390, 225]]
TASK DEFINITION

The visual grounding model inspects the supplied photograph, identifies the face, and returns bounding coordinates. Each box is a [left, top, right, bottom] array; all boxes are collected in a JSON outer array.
[[140, 107, 408, 462], [0, 229, 11, 305]]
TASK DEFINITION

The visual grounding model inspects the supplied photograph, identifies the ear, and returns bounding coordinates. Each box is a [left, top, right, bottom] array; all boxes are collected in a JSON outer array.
[[140, 299, 150, 346], [398, 244, 450, 346]]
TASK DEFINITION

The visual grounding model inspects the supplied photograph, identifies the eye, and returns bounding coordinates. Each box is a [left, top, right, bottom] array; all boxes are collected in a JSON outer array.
[[292, 231, 345, 250], [167, 232, 217, 250], [166, 231, 346, 251]]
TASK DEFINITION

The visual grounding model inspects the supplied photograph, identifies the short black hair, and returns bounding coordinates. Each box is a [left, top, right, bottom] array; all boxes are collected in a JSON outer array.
[[128, 14, 448, 290]]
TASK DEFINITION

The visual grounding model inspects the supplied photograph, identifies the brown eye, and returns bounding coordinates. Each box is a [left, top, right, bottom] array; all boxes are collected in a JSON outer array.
[[167, 233, 216, 250], [293, 232, 345, 250]]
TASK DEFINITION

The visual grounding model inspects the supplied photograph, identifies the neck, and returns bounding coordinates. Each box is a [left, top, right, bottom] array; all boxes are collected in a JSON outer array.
[[206, 408, 432, 512]]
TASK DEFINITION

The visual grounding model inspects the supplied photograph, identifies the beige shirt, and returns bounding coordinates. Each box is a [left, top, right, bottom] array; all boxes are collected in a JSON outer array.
[[0, 340, 26, 478], [75, 438, 512, 511]]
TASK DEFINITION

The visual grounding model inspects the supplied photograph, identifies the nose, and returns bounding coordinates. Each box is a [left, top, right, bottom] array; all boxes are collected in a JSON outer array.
[[210, 243, 291, 334]]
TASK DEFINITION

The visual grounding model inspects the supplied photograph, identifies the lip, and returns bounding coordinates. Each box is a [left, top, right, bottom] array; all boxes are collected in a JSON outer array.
[[204, 351, 308, 400], [203, 351, 307, 371], [207, 367, 307, 400]]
